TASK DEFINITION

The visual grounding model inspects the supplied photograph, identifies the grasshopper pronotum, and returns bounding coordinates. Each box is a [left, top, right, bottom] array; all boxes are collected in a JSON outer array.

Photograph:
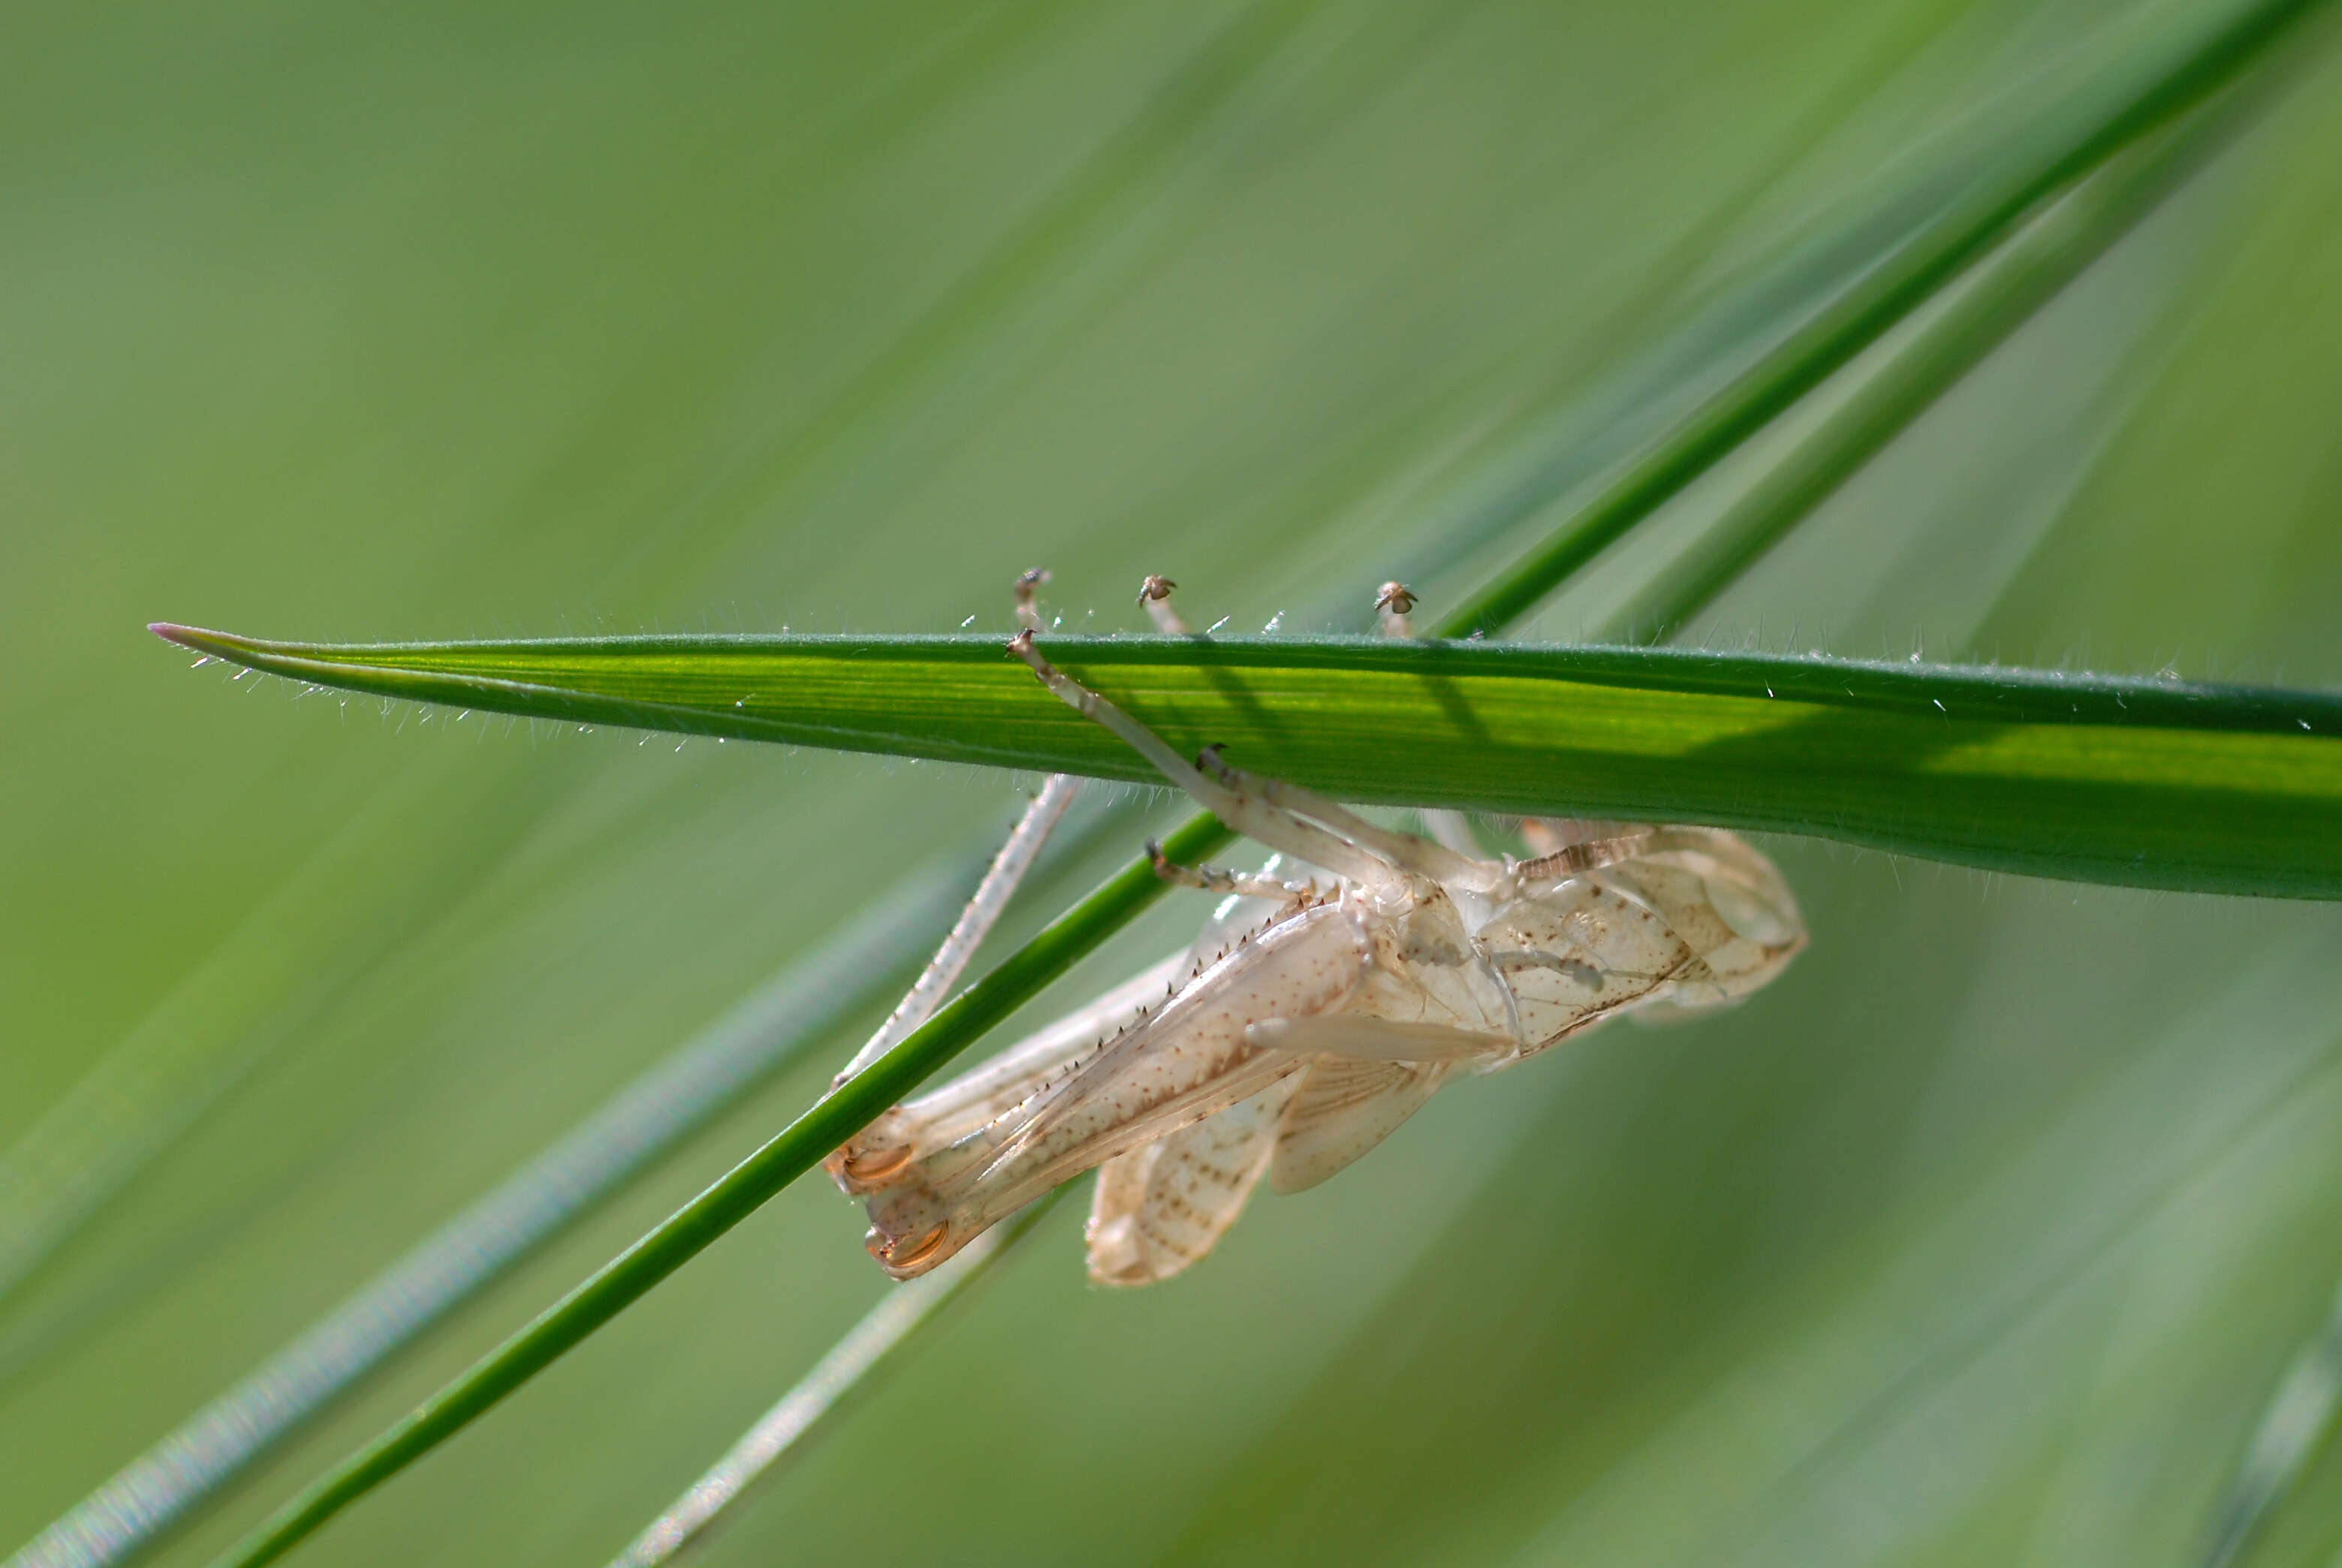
[[827, 579, 1805, 1286]]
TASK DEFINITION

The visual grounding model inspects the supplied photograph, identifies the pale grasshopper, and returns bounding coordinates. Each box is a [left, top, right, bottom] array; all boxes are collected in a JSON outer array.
[[828, 578, 1804, 1286]]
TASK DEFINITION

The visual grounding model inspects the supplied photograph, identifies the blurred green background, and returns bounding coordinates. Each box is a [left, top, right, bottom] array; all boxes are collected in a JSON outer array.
[[6, 1, 2342, 1563]]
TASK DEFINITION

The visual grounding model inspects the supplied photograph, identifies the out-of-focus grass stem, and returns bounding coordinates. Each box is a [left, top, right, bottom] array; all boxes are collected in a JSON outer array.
[[2201, 1275, 2342, 1567], [1439, 0, 2331, 638], [1598, 80, 2276, 645], [607, 1189, 1069, 1568], [200, 807, 1234, 1568], [3, 866, 978, 1568]]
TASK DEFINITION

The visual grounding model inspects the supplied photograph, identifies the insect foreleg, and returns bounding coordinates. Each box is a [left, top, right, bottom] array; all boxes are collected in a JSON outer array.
[[1137, 573, 1192, 633], [1008, 629, 1390, 883], [1179, 577, 1497, 893], [830, 773, 1078, 1090], [1191, 747, 1503, 894], [1373, 580, 1416, 638]]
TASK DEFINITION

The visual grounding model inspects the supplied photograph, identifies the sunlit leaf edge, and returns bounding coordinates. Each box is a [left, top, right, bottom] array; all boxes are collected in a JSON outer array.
[[155, 626, 2342, 900]]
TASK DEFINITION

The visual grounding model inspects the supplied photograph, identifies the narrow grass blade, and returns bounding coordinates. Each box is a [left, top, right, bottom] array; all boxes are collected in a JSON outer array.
[[3, 864, 973, 1568], [154, 628, 2342, 900], [1436, 0, 2331, 637], [2200, 1280, 2342, 1568], [835, 776, 1080, 1084], [610, 1188, 1069, 1568], [200, 808, 1232, 1568], [632, 773, 1083, 1560]]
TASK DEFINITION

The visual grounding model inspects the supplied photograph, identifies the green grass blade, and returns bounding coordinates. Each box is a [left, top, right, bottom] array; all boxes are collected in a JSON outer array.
[[4, 861, 978, 1568], [201, 810, 1231, 1568], [156, 628, 2342, 900], [1435, 0, 2332, 638]]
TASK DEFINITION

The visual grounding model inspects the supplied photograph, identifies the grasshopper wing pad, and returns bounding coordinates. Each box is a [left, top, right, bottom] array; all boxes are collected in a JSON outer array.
[[976, 902, 1366, 1187], [1268, 1055, 1448, 1194], [831, 954, 1186, 1193], [1087, 1075, 1303, 1286], [859, 903, 1365, 1277]]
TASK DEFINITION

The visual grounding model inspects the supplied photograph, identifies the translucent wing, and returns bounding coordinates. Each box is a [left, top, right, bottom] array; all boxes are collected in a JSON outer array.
[[858, 901, 1366, 1277], [1596, 828, 1804, 999], [977, 903, 1361, 1179], [1096, 1016, 1503, 1223], [1473, 876, 1701, 1052], [1267, 1055, 1448, 1194], [1086, 1075, 1303, 1286], [828, 952, 1185, 1192], [830, 866, 1323, 1193], [1475, 827, 1804, 1057]]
